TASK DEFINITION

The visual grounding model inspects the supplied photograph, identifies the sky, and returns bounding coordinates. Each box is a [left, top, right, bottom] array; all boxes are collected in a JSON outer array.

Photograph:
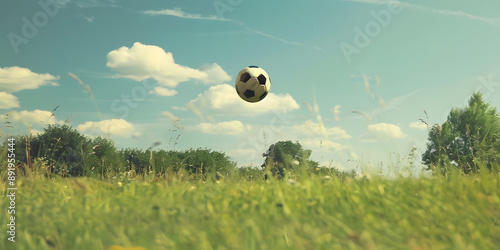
[[1, 0, 500, 172]]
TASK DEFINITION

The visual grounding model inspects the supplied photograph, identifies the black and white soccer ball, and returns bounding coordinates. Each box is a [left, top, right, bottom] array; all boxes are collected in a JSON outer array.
[[235, 66, 270, 103]]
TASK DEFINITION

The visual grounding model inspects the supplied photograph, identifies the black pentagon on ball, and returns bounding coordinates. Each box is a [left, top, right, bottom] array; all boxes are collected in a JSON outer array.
[[257, 74, 266, 85], [244, 89, 255, 98], [259, 91, 268, 100], [248, 65, 259, 68], [240, 72, 251, 83]]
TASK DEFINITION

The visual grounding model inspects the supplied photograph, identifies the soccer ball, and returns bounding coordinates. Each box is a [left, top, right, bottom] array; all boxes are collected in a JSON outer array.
[[235, 66, 270, 103]]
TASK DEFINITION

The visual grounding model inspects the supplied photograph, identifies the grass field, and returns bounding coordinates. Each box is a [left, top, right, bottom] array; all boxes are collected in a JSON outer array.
[[1, 170, 499, 250]]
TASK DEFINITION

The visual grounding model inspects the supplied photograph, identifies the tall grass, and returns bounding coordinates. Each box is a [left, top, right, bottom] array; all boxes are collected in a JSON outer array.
[[1, 162, 499, 249]]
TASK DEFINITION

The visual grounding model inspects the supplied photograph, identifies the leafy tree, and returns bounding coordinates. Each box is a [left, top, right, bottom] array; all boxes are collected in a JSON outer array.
[[237, 166, 265, 181], [85, 137, 123, 177], [180, 148, 236, 178], [24, 124, 93, 176], [152, 149, 182, 174], [422, 92, 500, 174], [117, 147, 236, 179], [119, 148, 151, 174], [261, 140, 319, 178]]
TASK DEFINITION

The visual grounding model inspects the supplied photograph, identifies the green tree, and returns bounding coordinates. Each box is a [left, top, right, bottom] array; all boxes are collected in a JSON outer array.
[[180, 148, 236, 178], [85, 136, 122, 177], [422, 92, 500, 174], [261, 140, 319, 178], [119, 148, 151, 174], [29, 124, 92, 176]]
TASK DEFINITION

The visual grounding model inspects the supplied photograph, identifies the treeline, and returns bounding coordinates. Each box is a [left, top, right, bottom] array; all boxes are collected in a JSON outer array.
[[6, 124, 236, 179], [3, 124, 349, 180], [4, 91, 498, 179]]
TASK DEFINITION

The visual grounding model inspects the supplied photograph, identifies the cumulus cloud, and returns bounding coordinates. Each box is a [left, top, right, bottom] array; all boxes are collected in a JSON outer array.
[[187, 84, 299, 116], [149, 87, 178, 96], [198, 63, 231, 84], [77, 119, 140, 137], [190, 120, 248, 135], [30, 129, 44, 136], [362, 122, 406, 141], [228, 148, 257, 158], [0, 109, 63, 127], [0, 92, 20, 109], [291, 120, 351, 139], [106, 42, 230, 88], [409, 121, 428, 130], [0, 66, 59, 93], [227, 148, 262, 167], [300, 138, 346, 152]]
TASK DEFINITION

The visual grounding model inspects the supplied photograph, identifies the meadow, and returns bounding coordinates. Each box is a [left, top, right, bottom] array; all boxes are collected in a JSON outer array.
[[1, 167, 499, 250]]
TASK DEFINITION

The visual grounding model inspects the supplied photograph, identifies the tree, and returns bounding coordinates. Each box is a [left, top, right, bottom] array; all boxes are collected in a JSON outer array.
[[180, 148, 236, 178], [422, 92, 500, 174], [119, 148, 151, 174], [261, 140, 319, 178], [29, 124, 92, 176], [85, 136, 122, 177]]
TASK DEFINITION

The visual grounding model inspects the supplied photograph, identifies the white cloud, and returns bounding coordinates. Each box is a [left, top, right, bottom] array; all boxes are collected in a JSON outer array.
[[161, 111, 180, 122], [0, 109, 63, 127], [171, 106, 188, 111], [149, 87, 178, 96], [301, 138, 346, 152], [363, 122, 406, 141], [291, 120, 351, 139], [191, 120, 247, 135], [332, 105, 341, 121], [228, 148, 257, 158], [227, 148, 262, 167], [77, 119, 140, 137], [409, 121, 428, 130], [0, 92, 20, 109], [187, 84, 299, 116], [350, 151, 359, 160], [143, 8, 232, 21], [0, 66, 59, 93], [30, 129, 44, 136], [106, 42, 230, 88], [84, 16, 95, 22], [198, 63, 231, 84]]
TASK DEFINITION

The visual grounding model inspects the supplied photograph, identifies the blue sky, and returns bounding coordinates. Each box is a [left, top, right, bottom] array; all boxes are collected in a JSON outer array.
[[1, 0, 500, 171]]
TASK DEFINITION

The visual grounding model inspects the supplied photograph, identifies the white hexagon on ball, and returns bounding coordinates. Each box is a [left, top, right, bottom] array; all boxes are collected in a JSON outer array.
[[235, 66, 270, 103]]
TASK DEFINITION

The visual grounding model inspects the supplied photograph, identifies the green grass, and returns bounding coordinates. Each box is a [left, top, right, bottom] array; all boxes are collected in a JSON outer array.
[[1, 172, 499, 250]]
